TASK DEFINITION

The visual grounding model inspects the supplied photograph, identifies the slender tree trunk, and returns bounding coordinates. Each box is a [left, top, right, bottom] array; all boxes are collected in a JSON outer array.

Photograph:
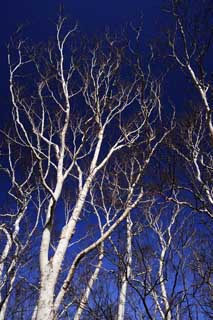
[[0, 271, 16, 320], [0, 297, 9, 320], [117, 215, 132, 320], [158, 247, 172, 320], [74, 243, 104, 320]]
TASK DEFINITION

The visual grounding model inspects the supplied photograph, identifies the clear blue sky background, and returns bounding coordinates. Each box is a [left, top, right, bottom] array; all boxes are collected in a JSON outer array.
[[1, 0, 163, 38], [0, 1, 165, 119]]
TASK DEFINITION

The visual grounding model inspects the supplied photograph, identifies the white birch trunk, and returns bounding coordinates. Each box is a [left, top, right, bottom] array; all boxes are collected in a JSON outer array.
[[158, 247, 172, 320], [74, 243, 104, 320], [0, 296, 10, 320], [35, 130, 105, 319], [0, 300, 8, 320], [0, 268, 17, 320], [35, 275, 55, 320], [117, 215, 132, 320]]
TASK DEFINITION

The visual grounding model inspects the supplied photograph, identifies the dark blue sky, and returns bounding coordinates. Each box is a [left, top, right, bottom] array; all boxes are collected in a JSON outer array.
[[0, 0, 164, 121], [1, 0, 163, 40]]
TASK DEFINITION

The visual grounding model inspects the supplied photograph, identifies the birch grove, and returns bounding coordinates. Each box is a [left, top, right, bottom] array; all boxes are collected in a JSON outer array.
[[165, 0, 213, 217], [2, 14, 173, 319], [0, 1, 212, 318]]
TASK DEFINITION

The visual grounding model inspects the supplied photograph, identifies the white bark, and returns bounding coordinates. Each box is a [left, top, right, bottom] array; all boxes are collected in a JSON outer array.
[[73, 243, 104, 320], [6, 15, 173, 319], [117, 214, 133, 320], [0, 149, 38, 319], [146, 202, 180, 320], [53, 184, 146, 312], [158, 247, 171, 320], [35, 272, 56, 320]]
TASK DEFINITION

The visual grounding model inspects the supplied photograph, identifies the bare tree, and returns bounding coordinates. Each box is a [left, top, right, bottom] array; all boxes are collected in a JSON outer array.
[[3, 4, 212, 318], [164, 0, 213, 216], [190, 220, 213, 319], [0, 142, 42, 320], [115, 195, 202, 320], [5, 14, 173, 319]]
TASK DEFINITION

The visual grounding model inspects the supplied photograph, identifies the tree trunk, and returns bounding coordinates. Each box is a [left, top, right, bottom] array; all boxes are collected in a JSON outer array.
[[35, 270, 56, 320], [74, 243, 104, 320], [117, 215, 132, 320]]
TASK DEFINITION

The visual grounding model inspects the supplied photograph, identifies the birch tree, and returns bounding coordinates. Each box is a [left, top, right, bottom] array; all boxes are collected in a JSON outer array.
[[165, 0, 213, 216], [122, 196, 199, 319], [0, 142, 42, 320], [6, 15, 173, 319]]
